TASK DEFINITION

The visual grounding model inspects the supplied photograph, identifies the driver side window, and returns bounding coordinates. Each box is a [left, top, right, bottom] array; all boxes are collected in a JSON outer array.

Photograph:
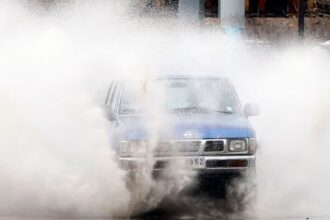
[[105, 82, 119, 119]]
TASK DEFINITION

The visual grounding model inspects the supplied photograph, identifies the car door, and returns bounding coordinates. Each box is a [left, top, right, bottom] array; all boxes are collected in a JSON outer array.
[[105, 81, 123, 153]]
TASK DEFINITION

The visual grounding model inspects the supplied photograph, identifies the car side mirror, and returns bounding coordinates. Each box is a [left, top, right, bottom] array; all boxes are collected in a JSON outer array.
[[244, 103, 260, 117], [109, 111, 119, 121], [105, 108, 117, 121]]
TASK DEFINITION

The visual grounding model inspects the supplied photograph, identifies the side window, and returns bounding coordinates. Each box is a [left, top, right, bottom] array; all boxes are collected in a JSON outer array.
[[110, 83, 122, 114], [105, 82, 119, 118], [105, 82, 114, 109], [105, 82, 114, 106]]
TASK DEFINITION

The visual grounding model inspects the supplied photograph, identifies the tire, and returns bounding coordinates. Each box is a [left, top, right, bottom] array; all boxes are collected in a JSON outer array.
[[225, 168, 257, 213]]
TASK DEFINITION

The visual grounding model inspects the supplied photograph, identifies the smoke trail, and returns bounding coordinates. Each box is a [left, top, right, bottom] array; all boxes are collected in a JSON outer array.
[[0, 1, 133, 217], [1, 0, 330, 218]]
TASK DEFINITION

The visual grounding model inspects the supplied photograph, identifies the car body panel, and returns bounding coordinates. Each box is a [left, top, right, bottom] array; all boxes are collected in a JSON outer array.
[[116, 114, 255, 141], [106, 75, 257, 177]]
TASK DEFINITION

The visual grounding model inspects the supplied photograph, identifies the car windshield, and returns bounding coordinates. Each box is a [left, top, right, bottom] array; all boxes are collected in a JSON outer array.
[[119, 78, 241, 114]]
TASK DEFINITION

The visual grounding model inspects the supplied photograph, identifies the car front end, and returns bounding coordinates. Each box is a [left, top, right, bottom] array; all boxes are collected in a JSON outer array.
[[116, 112, 257, 185], [108, 75, 258, 206], [119, 137, 256, 176]]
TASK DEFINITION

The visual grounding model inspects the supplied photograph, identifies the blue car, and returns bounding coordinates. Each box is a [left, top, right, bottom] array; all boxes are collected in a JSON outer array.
[[105, 75, 259, 210]]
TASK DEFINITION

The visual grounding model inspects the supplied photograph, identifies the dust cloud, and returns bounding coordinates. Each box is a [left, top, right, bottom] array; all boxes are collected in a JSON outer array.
[[0, 0, 330, 218], [0, 0, 131, 217]]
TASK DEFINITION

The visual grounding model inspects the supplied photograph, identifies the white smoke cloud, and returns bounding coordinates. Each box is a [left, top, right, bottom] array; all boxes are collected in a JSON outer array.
[[0, 0, 330, 218], [0, 1, 132, 217]]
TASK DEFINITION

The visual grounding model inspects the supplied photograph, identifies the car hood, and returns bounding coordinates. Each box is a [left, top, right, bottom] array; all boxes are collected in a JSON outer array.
[[115, 113, 255, 140]]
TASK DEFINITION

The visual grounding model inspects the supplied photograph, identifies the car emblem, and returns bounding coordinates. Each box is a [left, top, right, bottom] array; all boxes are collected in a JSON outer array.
[[184, 131, 193, 139]]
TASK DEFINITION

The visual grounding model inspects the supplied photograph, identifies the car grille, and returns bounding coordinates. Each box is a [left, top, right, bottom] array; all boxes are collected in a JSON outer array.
[[204, 140, 224, 152], [175, 141, 201, 152], [153, 139, 227, 155], [154, 142, 174, 153], [154, 141, 201, 153]]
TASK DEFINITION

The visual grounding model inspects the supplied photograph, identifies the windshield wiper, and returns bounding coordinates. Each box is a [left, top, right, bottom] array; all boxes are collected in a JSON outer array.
[[171, 106, 233, 114], [120, 108, 140, 114], [216, 110, 234, 114]]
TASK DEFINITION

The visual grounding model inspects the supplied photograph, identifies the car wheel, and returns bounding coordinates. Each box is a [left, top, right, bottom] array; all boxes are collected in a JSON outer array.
[[225, 168, 257, 213]]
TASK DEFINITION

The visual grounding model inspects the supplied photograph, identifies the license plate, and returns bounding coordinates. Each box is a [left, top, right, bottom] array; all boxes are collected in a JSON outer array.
[[184, 157, 205, 169]]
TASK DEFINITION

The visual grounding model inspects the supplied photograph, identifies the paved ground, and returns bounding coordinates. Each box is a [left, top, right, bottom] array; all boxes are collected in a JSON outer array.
[[0, 216, 329, 220]]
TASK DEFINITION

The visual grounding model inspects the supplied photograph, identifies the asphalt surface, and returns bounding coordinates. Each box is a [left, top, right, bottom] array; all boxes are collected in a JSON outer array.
[[0, 196, 326, 220], [0, 216, 329, 220]]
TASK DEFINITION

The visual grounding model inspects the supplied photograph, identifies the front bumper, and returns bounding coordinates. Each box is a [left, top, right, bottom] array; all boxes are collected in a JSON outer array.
[[119, 155, 256, 175]]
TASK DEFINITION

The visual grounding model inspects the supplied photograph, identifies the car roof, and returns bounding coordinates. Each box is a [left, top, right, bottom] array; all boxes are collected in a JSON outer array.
[[110, 75, 229, 85], [153, 74, 228, 80]]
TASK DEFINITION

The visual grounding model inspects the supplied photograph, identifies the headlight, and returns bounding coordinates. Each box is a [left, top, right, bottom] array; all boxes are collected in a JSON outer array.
[[120, 141, 148, 156], [120, 141, 129, 155], [248, 138, 257, 154], [229, 139, 247, 152]]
